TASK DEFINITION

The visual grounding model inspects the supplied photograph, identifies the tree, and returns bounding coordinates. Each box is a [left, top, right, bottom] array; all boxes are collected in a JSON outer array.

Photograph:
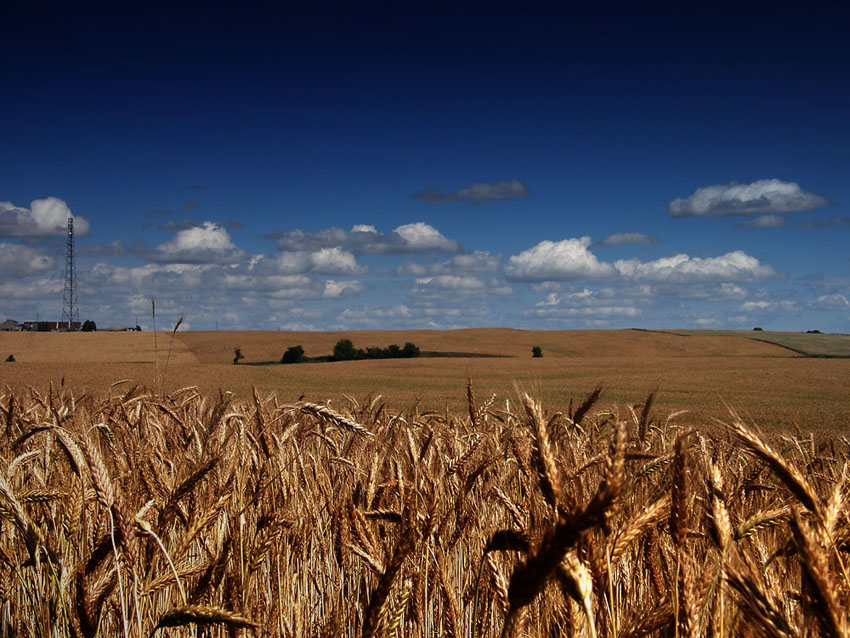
[[5, 354, 14, 362], [136, 325, 142, 332], [333, 339, 360, 361], [281, 345, 305, 364], [233, 348, 245, 365], [532, 346, 543, 358], [753, 327, 764, 331], [401, 342, 420, 358], [81, 320, 97, 332]]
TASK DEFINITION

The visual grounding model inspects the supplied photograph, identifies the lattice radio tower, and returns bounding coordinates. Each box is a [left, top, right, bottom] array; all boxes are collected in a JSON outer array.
[[62, 217, 79, 330]]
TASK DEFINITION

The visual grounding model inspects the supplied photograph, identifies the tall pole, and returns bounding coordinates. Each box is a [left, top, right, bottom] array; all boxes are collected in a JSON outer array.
[[62, 217, 79, 330]]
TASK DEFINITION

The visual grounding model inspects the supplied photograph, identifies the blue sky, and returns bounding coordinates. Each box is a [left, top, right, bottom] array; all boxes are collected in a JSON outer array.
[[2, 2, 849, 331]]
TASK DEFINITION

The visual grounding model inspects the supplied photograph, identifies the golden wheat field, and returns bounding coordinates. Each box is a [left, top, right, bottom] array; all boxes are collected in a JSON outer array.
[[1, 329, 849, 430], [1, 379, 849, 637]]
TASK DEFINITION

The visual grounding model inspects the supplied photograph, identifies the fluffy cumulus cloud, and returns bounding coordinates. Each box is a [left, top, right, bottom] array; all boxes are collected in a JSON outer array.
[[393, 223, 459, 252], [0, 197, 90, 237], [0, 243, 54, 277], [323, 280, 364, 298], [150, 222, 245, 264], [595, 232, 660, 247], [310, 247, 365, 275], [505, 237, 616, 282], [506, 237, 778, 290], [413, 178, 530, 204], [668, 179, 829, 217], [269, 222, 459, 254], [613, 251, 777, 283], [254, 247, 365, 275]]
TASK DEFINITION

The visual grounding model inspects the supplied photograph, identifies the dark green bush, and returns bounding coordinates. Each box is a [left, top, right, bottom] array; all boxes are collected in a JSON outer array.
[[281, 345, 306, 364]]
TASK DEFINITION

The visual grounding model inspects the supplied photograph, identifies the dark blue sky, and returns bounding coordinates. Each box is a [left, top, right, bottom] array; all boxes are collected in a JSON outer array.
[[2, 2, 849, 330]]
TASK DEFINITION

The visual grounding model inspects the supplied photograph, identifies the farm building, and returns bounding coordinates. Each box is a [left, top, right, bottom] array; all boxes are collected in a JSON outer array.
[[0, 320, 22, 331]]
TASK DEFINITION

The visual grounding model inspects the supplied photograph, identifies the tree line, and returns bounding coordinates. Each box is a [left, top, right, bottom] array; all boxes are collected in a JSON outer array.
[[280, 338, 420, 364]]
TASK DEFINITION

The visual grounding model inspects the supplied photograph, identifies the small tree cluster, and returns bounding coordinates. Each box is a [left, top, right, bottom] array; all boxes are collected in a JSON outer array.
[[81, 320, 97, 332], [332, 339, 420, 362], [532, 346, 543, 358], [281, 345, 306, 364]]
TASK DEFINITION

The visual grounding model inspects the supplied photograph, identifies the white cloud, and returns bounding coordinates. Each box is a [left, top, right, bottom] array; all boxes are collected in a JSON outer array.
[[310, 247, 366, 275], [694, 318, 721, 326], [269, 222, 459, 254], [392, 223, 459, 252], [398, 250, 500, 276], [150, 222, 244, 264], [529, 287, 638, 318], [0, 243, 54, 277], [739, 300, 800, 313], [0, 197, 90, 237], [0, 276, 63, 300], [409, 275, 513, 299], [414, 178, 530, 203], [736, 214, 787, 229], [535, 288, 614, 307], [505, 237, 616, 281], [809, 294, 850, 310], [639, 282, 749, 300], [322, 280, 364, 298], [337, 305, 413, 328], [595, 232, 659, 247], [527, 305, 641, 318], [613, 251, 777, 283], [255, 247, 365, 275], [414, 275, 487, 291], [668, 179, 829, 216]]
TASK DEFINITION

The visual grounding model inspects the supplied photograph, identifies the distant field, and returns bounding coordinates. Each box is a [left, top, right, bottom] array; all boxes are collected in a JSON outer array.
[[654, 328, 850, 357], [1, 328, 848, 432]]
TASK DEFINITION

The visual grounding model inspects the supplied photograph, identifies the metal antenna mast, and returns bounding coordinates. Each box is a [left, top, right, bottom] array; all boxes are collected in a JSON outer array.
[[62, 217, 79, 330]]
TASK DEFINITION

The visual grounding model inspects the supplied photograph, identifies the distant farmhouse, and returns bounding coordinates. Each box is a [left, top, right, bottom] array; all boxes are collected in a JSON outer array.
[[3, 320, 81, 332], [0, 320, 22, 331]]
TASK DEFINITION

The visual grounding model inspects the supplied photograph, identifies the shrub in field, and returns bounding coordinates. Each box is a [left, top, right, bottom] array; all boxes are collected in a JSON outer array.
[[281, 345, 306, 364], [532, 345, 542, 357], [4, 354, 13, 362], [332, 338, 360, 361], [0, 383, 847, 637], [233, 347, 244, 364], [81, 319, 97, 332], [401, 341, 420, 358]]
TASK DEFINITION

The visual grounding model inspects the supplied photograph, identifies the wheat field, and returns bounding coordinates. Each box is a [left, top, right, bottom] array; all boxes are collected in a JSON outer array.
[[0, 381, 847, 637], [3, 329, 850, 431]]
